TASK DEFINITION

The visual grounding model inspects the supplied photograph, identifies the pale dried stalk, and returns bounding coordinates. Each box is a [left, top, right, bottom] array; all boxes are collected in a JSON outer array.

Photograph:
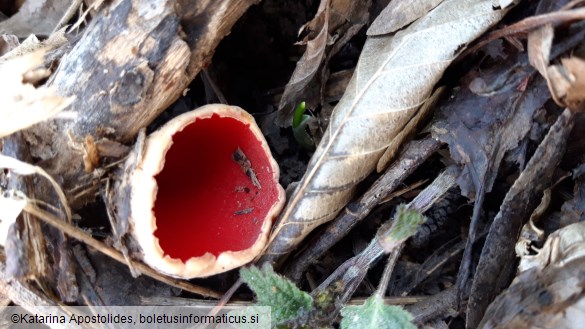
[[22, 203, 222, 298]]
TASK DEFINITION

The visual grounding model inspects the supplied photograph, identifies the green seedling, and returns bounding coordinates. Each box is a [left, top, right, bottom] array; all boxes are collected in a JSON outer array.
[[340, 295, 416, 329], [292, 102, 316, 151], [241, 264, 313, 328], [377, 205, 427, 252]]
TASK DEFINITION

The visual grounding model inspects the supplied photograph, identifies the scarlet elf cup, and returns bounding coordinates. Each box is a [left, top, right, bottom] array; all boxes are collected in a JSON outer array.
[[119, 104, 285, 278]]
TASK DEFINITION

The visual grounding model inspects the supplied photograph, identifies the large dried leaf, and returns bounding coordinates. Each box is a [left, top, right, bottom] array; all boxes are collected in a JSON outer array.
[[432, 59, 546, 200], [367, 0, 444, 36], [262, 0, 511, 263]]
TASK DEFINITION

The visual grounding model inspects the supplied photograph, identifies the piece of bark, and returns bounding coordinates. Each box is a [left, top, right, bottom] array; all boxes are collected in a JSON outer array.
[[19, 0, 258, 208], [466, 109, 576, 328], [0, 251, 80, 329], [407, 285, 463, 326], [2, 133, 78, 302]]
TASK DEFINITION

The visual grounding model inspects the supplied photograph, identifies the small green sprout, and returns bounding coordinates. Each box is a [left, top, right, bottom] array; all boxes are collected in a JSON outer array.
[[292, 101, 316, 151], [377, 205, 427, 252]]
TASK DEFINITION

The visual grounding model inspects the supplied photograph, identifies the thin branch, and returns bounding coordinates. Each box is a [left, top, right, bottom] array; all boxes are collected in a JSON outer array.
[[22, 203, 222, 299]]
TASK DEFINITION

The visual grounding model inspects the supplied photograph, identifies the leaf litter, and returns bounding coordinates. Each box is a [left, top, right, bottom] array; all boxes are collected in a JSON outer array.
[[3, 0, 585, 328], [263, 0, 512, 267]]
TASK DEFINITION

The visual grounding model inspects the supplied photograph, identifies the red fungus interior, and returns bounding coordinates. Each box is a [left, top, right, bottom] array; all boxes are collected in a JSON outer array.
[[153, 114, 279, 261]]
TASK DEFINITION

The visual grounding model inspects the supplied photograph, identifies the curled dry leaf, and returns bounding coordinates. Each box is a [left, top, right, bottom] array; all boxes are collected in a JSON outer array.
[[262, 0, 512, 264], [526, 4, 585, 112], [479, 221, 585, 329], [0, 51, 74, 138], [276, 0, 372, 126], [276, 0, 330, 126], [548, 57, 585, 112], [519, 221, 585, 274]]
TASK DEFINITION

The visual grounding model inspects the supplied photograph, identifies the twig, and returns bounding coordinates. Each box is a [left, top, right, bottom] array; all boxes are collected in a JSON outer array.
[[311, 166, 460, 307], [22, 203, 222, 299], [202, 69, 228, 104], [466, 108, 575, 328], [463, 7, 585, 59], [52, 0, 83, 33], [406, 285, 465, 326], [375, 247, 403, 299], [285, 137, 441, 281], [141, 295, 427, 306]]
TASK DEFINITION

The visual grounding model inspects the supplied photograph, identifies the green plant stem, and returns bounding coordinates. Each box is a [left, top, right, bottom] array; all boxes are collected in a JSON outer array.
[[375, 246, 403, 299], [311, 166, 460, 307]]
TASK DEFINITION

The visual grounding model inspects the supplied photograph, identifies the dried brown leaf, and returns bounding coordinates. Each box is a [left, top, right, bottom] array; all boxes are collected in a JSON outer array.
[[276, 1, 330, 126], [480, 221, 585, 329], [432, 63, 547, 199], [329, 0, 370, 32], [367, 0, 444, 36], [376, 86, 444, 172], [263, 0, 511, 263], [527, 23, 554, 78], [276, 0, 372, 126], [548, 57, 585, 112]]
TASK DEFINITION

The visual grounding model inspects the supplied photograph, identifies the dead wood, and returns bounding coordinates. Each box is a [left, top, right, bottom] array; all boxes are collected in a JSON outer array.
[[407, 285, 464, 326], [0, 250, 82, 329], [21, 0, 259, 208], [2, 132, 77, 302], [467, 108, 576, 328]]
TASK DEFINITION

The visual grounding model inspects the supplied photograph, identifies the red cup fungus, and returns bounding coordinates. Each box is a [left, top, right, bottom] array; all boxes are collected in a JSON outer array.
[[126, 104, 285, 278]]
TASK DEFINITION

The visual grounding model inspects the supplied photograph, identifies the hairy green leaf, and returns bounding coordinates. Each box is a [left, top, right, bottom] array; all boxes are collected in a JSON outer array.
[[240, 264, 313, 325], [340, 295, 416, 329], [378, 205, 427, 252]]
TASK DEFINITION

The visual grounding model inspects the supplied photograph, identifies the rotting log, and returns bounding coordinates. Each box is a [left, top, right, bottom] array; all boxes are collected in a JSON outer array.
[[20, 0, 260, 208]]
